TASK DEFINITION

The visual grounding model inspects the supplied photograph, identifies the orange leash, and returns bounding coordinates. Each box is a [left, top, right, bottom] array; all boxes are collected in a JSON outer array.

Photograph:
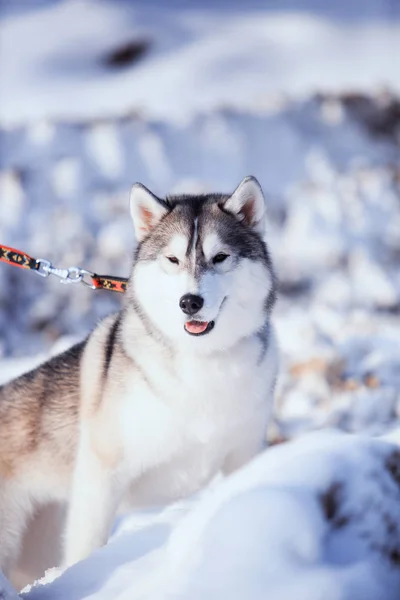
[[0, 244, 128, 293], [0, 245, 38, 270]]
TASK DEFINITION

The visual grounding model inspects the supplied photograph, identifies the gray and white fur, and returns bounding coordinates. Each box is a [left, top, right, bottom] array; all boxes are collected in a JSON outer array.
[[0, 176, 279, 583]]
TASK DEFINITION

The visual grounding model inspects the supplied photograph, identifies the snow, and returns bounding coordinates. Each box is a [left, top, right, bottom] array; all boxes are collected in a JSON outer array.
[[20, 430, 400, 600], [1, 0, 400, 125], [1, 0, 400, 597]]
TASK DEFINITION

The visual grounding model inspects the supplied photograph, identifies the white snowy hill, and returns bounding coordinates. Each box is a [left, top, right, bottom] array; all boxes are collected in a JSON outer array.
[[19, 430, 400, 600]]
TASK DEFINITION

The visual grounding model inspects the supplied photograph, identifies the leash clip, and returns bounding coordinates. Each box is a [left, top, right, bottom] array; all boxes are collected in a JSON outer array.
[[36, 259, 96, 289], [63, 267, 97, 290], [59, 266, 84, 285]]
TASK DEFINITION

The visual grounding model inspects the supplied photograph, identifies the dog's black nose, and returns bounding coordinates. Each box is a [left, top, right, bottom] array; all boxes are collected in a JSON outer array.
[[179, 294, 204, 315]]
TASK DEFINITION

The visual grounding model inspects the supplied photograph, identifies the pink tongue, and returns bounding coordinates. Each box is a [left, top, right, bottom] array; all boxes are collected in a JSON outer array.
[[185, 321, 209, 334]]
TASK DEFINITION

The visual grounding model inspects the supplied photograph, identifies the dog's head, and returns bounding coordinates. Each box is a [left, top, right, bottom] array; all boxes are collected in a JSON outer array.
[[128, 177, 276, 352]]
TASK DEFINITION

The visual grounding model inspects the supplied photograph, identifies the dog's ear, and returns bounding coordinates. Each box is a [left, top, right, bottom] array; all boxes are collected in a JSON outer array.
[[130, 183, 170, 242], [222, 176, 266, 234]]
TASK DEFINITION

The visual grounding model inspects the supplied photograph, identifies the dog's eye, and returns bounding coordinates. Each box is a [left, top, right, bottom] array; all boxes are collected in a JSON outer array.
[[167, 256, 179, 264], [213, 253, 229, 264]]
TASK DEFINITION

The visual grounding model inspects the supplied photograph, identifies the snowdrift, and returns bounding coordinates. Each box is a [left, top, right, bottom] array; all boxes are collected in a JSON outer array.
[[14, 429, 400, 600]]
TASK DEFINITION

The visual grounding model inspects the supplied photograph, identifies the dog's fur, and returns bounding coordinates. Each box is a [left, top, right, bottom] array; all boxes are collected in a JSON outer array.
[[0, 176, 278, 577]]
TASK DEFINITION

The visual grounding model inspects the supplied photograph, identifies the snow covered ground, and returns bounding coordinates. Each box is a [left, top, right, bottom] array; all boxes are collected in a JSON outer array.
[[19, 430, 400, 600], [1, 0, 400, 124], [1, 0, 400, 598]]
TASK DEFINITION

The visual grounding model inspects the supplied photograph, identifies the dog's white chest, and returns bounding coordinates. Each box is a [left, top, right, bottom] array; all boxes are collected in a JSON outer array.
[[118, 334, 275, 505]]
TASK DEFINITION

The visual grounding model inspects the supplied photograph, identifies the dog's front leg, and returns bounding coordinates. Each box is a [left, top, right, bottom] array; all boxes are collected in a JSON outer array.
[[63, 430, 125, 568]]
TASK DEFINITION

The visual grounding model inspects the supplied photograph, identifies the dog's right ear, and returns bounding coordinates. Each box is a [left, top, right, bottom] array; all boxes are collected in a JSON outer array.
[[130, 183, 170, 242]]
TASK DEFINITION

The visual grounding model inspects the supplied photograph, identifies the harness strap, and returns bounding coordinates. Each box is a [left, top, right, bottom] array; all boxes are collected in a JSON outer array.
[[0, 244, 128, 293]]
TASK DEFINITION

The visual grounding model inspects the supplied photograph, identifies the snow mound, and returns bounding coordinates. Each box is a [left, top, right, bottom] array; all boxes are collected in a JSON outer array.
[[20, 430, 400, 600]]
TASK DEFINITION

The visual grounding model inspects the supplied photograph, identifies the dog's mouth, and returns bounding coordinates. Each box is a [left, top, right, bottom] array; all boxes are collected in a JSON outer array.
[[183, 298, 227, 337], [184, 320, 215, 336]]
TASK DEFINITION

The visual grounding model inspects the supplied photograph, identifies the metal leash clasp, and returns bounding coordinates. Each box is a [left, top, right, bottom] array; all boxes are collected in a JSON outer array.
[[36, 259, 96, 289]]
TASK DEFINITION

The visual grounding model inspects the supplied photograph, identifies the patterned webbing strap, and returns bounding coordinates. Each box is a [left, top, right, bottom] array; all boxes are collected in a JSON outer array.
[[92, 275, 128, 293], [0, 245, 38, 270], [0, 244, 128, 293]]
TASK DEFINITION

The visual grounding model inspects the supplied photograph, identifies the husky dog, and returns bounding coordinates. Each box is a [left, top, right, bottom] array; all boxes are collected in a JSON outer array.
[[0, 176, 278, 577]]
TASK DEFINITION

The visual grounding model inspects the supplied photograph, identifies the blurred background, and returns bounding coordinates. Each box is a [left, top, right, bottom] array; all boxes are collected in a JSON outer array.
[[0, 0, 399, 441]]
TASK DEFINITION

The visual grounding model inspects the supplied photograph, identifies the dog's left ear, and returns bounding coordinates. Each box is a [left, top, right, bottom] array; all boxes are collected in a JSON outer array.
[[222, 176, 266, 234], [130, 183, 170, 242]]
